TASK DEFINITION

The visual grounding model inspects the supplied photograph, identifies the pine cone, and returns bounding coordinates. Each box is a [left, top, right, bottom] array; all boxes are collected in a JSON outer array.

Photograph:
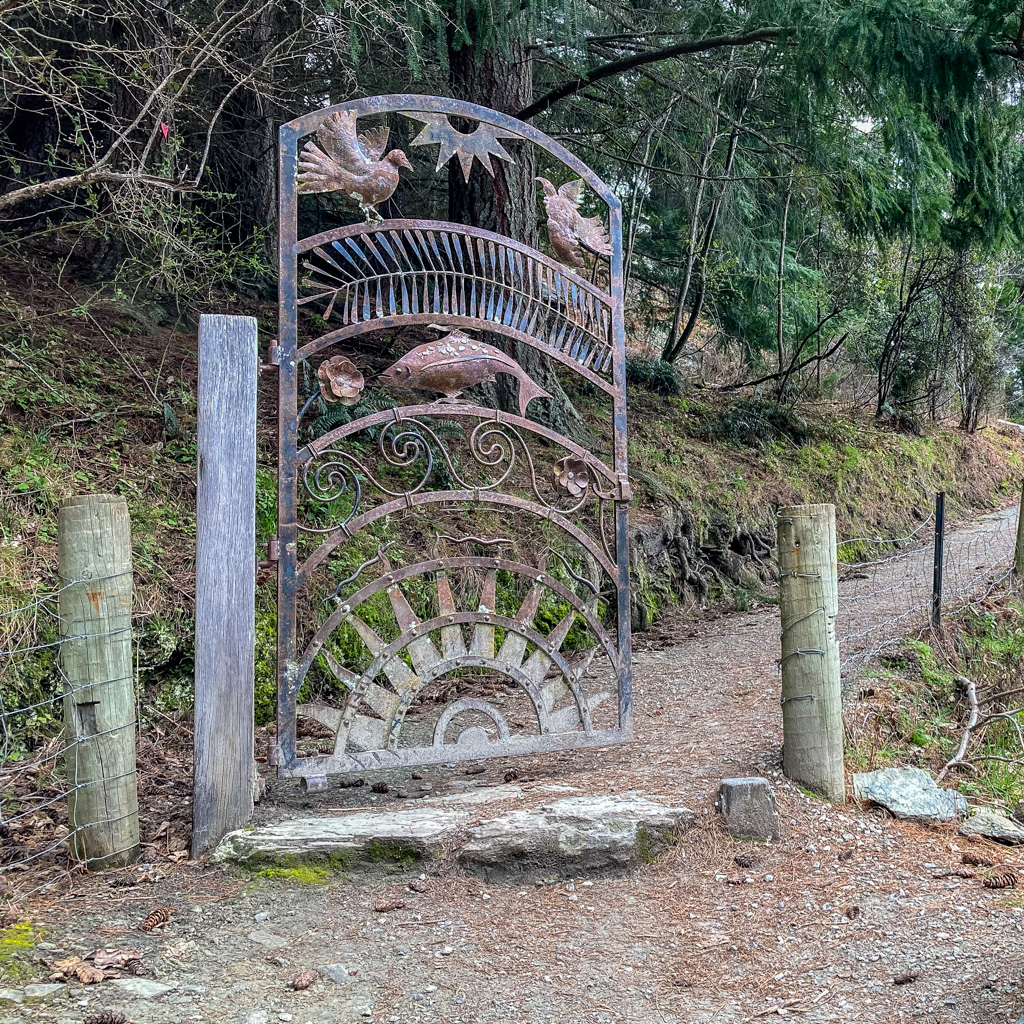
[[503, 769, 519, 783], [893, 971, 918, 985], [338, 777, 365, 789], [983, 871, 1018, 889], [374, 899, 406, 913], [141, 906, 171, 931], [370, 781, 389, 794], [962, 852, 993, 867], [84, 1012, 128, 1024], [734, 854, 755, 869], [123, 956, 146, 976], [291, 968, 318, 990]]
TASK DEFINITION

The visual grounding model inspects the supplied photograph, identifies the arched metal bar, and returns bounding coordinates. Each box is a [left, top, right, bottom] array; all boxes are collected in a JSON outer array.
[[433, 699, 512, 746], [296, 555, 616, 678], [296, 490, 617, 584]]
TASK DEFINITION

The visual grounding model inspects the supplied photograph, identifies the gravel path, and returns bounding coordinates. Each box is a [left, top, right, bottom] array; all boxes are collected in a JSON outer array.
[[10, 504, 1024, 1024]]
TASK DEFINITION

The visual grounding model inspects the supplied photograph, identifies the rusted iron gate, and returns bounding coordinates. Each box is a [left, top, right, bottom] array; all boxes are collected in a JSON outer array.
[[272, 95, 632, 784]]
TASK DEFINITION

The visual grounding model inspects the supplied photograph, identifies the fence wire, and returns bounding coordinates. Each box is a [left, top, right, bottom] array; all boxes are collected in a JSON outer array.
[[837, 500, 1019, 674], [0, 573, 140, 904]]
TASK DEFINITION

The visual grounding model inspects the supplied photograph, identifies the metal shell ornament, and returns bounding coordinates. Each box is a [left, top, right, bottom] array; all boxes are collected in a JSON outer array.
[[318, 355, 364, 406], [553, 456, 590, 497], [404, 112, 520, 182]]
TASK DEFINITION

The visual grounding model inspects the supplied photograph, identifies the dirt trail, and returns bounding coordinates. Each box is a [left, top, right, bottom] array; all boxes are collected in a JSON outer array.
[[11, 505, 1024, 1024]]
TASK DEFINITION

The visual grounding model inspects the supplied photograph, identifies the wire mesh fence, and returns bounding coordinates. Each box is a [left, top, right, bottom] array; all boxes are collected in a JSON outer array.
[[836, 497, 1019, 675], [0, 572, 139, 904]]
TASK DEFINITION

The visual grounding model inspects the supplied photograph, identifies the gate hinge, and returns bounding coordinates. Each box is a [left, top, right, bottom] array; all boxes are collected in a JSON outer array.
[[258, 535, 279, 572], [615, 474, 633, 502], [263, 344, 282, 369]]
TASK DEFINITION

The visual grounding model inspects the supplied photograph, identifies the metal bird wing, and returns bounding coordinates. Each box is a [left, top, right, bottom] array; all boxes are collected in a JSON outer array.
[[577, 213, 612, 257], [404, 112, 520, 182], [358, 125, 390, 162], [557, 179, 586, 207], [316, 111, 371, 172]]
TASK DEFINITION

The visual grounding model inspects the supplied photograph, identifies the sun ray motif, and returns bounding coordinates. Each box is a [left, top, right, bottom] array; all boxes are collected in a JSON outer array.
[[296, 564, 614, 765], [403, 112, 521, 181]]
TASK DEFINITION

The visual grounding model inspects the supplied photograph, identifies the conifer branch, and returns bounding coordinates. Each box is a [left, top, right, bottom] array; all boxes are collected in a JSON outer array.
[[518, 27, 784, 120]]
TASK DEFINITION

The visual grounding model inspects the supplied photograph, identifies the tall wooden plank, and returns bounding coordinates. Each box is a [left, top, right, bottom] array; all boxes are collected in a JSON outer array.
[[59, 493, 140, 869], [192, 314, 258, 854], [777, 503, 845, 804]]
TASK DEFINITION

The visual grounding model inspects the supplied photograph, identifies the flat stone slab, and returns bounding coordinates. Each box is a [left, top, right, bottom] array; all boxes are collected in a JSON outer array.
[[852, 768, 967, 823], [461, 795, 692, 874], [960, 807, 1024, 845], [215, 794, 693, 876]]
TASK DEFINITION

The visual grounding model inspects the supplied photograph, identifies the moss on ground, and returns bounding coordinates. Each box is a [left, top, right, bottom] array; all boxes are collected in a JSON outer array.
[[0, 922, 44, 982]]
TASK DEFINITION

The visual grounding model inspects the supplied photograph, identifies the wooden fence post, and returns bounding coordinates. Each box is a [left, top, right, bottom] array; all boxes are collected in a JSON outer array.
[[192, 314, 259, 855], [1015, 479, 1024, 577], [59, 493, 140, 869], [777, 503, 845, 804]]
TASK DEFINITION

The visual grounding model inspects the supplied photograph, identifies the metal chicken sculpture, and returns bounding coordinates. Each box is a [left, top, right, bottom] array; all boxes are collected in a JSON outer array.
[[296, 111, 412, 220], [379, 327, 551, 417], [537, 176, 612, 271]]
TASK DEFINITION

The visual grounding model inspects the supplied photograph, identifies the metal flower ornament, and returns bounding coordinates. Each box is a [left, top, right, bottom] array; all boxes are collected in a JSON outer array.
[[552, 456, 590, 498], [317, 355, 364, 406]]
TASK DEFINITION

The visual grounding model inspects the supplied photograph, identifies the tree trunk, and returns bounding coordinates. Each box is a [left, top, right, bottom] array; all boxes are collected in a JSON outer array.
[[448, 28, 585, 438]]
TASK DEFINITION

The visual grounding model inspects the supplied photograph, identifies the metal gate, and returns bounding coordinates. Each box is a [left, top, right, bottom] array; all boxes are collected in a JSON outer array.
[[272, 95, 632, 783]]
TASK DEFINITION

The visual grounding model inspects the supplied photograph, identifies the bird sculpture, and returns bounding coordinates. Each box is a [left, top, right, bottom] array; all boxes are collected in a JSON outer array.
[[296, 111, 412, 221], [536, 176, 612, 271]]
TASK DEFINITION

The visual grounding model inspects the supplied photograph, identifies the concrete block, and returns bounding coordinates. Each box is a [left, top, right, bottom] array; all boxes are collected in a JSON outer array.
[[717, 777, 780, 841]]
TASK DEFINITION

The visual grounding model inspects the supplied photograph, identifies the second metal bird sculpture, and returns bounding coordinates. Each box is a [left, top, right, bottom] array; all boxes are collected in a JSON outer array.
[[297, 110, 412, 221], [536, 176, 612, 271]]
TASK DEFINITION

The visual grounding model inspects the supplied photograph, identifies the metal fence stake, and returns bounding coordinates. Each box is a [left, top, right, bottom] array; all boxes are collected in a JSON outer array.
[[932, 491, 945, 628]]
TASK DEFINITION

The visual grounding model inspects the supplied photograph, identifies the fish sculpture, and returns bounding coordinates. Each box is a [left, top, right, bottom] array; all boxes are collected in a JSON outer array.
[[297, 111, 413, 221], [379, 328, 551, 417], [537, 176, 612, 271]]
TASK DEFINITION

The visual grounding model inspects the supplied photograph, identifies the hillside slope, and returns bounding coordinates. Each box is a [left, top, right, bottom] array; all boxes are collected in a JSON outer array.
[[2, 274, 1022, 720]]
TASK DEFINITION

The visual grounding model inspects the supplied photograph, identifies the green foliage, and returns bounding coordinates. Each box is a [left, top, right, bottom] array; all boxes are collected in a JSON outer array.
[[625, 357, 682, 395]]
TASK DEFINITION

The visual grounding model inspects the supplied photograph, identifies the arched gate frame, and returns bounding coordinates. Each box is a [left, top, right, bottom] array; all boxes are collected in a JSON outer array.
[[273, 96, 632, 781]]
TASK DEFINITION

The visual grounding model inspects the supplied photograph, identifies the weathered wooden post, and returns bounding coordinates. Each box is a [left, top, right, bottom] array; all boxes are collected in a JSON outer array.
[[59, 493, 140, 868], [777, 503, 845, 804], [192, 314, 259, 855], [1015, 480, 1024, 578]]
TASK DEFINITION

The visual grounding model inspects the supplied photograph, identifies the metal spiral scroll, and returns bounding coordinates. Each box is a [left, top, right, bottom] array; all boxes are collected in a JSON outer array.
[[298, 414, 606, 534]]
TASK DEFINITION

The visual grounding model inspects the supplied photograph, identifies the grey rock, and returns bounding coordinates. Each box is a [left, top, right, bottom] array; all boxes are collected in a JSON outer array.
[[319, 963, 357, 985], [22, 984, 65, 1003], [110, 977, 176, 999], [244, 1013, 269, 1024], [459, 795, 693, 874], [253, 911, 270, 923], [717, 777, 781, 841], [0, 989, 23, 1006], [248, 929, 288, 949], [216, 794, 691, 877], [852, 768, 967, 823], [959, 807, 1024, 844]]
